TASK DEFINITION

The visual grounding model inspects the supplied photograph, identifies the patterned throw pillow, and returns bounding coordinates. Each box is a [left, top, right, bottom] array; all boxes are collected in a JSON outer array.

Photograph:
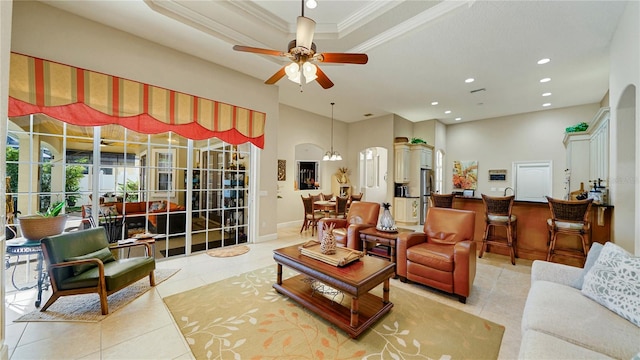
[[149, 201, 166, 212], [581, 242, 640, 327], [99, 204, 118, 216]]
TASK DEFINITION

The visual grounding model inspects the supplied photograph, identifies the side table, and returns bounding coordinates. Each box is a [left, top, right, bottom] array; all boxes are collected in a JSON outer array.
[[359, 227, 414, 266], [5, 238, 48, 307]]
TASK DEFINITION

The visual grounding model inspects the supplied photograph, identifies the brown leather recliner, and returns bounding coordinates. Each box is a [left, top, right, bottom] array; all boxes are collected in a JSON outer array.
[[397, 207, 476, 303], [317, 201, 380, 251]]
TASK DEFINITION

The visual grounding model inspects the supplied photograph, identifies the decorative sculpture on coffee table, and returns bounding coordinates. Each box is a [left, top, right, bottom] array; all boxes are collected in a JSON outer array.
[[320, 222, 337, 255]]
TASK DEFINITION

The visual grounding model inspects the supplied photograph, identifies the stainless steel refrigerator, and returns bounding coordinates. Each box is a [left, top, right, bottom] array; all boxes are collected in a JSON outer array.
[[419, 168, 433, 225]]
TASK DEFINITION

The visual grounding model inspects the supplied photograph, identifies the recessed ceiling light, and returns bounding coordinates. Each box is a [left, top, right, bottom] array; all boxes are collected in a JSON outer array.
[[540, 78, 551, 83], [445, 110, 452, 114], [306, 0, 317, 9], [465, 78, 475, 83], [542, 92, 552, 97], [431, 101, 439, 106], [455, 117, 462, 121], [537, 58, 550, 65], [542, 103, 551, 107]]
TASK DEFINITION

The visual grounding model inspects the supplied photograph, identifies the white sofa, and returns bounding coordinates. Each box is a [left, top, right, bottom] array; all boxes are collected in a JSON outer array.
[[519, 259, 640, 359]]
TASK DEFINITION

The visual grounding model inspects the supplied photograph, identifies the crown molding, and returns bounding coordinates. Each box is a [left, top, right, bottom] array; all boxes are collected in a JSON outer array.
[[349, 0, 471, 53]]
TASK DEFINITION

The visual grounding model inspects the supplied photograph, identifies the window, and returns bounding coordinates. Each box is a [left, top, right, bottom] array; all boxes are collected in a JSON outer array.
[[151, 149, 176, 197]]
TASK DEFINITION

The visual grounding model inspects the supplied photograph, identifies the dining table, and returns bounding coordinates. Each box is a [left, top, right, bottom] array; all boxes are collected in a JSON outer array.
[[314, 200, 336, 216]]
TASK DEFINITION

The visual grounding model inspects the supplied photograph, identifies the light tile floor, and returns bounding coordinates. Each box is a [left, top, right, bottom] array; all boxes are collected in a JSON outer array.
[[4, 226, 532, 359]]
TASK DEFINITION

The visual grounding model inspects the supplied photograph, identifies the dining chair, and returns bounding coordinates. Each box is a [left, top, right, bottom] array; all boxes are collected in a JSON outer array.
[[330, 196, 348, 218], [300, 195, 323, 236], [321, 193, 334, 201], [545, 196, 593, 265], [347, 192, 363, 210]]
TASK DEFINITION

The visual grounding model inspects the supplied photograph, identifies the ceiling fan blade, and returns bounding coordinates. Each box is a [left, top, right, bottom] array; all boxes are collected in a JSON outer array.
[[265, 66, 287, 85], [318, 53, 368, 64], [296, 16, 316, 50], [315, 66, 334, 89], [233, 45, 285, 57]]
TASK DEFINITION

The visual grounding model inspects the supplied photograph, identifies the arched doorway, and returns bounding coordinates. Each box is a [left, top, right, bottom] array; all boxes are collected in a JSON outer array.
[[614, 85, 637, 253], [358, 147, 388, 204]]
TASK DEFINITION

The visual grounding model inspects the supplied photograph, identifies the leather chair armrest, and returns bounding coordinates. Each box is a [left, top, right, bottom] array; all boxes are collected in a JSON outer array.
[[346, 223, 375, 250], [396, 232, 428, 278], [317, 218, 348, 240], [453, 240, 476, 298]]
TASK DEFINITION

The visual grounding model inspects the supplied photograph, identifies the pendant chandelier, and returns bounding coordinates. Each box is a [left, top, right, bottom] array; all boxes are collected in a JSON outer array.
[[323, 102, 342, 161]]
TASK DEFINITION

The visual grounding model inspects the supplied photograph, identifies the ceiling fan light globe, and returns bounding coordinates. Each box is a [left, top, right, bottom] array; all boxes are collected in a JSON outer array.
[[335, 153, 342, 161], [322, 152, 331, 161], [303, 62, 317, 83]]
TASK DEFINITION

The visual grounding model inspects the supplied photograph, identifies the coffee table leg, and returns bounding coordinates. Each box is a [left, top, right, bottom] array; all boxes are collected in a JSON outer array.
[[350, 297, 359, 327], [276, 264, 282, 285], [383, 279, 390, 304]]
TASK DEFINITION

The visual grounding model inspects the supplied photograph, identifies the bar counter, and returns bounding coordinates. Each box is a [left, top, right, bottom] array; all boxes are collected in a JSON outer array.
[[452, 196, 613, 266]]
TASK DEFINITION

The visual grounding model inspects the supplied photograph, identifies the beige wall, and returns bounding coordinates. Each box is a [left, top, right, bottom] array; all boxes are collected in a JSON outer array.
[[276, 104, 347, 226], [445, 104, 600, 198], [609, 0, 639, 255], [10, 1, 280, 240]]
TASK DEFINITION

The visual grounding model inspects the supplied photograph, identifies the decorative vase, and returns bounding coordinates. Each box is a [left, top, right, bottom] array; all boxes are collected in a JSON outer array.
[[320, 223, 336, 255], [18, 214, 68, 241], [378, 203, 396, 231]]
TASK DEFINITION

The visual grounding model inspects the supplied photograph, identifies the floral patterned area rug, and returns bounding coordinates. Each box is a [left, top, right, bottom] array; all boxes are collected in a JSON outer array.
[[163, 266, 505, 359]]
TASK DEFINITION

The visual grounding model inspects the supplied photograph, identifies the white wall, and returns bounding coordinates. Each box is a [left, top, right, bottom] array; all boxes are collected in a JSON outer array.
[[609, 0, 639, 255], [0, 1, 13, 358], [9, 1, 280, 240], [445, 104, 600, 198]]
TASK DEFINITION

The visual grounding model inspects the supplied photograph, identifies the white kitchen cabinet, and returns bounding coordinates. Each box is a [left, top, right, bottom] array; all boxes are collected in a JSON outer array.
[[393, 197, 419, 224], [394, 143, 410, 183], [563, 107, 609, 194]]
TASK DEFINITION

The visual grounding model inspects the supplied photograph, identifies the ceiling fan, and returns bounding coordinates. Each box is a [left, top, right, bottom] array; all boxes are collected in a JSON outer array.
[[232, 1, 368, 89]]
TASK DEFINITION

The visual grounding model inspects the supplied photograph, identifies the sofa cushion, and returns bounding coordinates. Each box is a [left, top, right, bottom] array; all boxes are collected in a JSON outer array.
[[519, 330, 615, 360], [581, 242, 640, 327], [407, 243, 454, 272], [60, 257, 155, 291], [523, 280, 640, 359], [570, 242, 603, 289], [65, 247, 115, 276]]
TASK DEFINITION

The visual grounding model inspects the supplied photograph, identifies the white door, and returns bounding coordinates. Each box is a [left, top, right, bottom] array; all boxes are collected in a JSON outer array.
[[359, 147, 387, 204], [514, 161, 552, 202]]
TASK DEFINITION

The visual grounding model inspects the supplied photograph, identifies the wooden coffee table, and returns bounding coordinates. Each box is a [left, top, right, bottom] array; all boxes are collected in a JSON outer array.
[[273, 243, 395, 338]]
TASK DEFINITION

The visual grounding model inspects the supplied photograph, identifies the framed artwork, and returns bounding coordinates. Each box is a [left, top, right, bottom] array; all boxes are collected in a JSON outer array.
[[277, 159, 286, 181], [453, 160, 478, 190]]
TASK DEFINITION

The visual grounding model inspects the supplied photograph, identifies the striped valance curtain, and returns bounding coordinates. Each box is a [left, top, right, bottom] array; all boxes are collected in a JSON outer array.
[[8, 52, 265, 148]]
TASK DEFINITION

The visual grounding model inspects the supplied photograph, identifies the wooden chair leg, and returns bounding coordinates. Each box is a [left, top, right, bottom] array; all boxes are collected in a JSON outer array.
[[40, 293, 62, 312], [99, 289, 109, 315], [149, 270, 156, 286], [478, 223, 489, 258], [507, 225, 515, 265], [547, 232, 557, 262]]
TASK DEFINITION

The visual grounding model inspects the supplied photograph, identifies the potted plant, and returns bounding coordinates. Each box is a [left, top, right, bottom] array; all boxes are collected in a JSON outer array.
[[18, 201, 68, 241]]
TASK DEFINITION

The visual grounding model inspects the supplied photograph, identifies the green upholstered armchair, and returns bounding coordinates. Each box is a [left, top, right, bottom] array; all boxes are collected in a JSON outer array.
[[40, 227, 156, 315]]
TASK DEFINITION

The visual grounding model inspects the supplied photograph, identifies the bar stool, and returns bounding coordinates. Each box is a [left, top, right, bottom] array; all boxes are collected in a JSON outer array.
[[545, 196, 593, 265], [430, 192, 455, 208], [479, 194, 517, 265]]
